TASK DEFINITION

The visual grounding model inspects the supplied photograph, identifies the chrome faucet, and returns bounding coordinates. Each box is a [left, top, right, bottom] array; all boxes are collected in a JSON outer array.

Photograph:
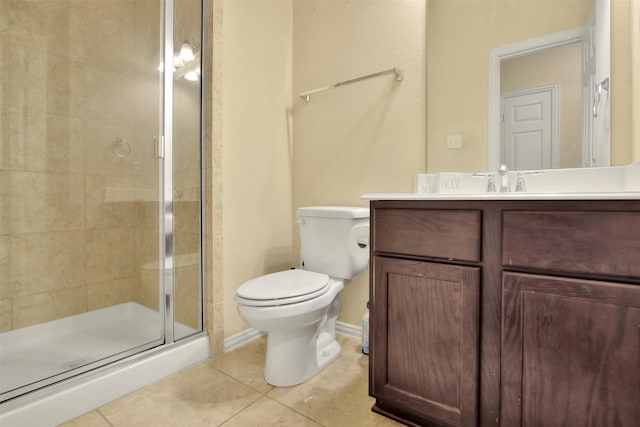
[[514, 170, 542, 192], [472, 172, 496, 192], [498, 164, 510, 192], [515, 172, 526, 192]]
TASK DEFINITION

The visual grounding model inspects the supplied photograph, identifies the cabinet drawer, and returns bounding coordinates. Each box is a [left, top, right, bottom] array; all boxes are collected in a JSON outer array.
[[373, 208, 481, 262], [503, 211, 640, 278]]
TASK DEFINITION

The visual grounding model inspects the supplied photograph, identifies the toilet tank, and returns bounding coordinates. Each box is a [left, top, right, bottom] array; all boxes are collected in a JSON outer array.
[[297, 206, 370, 280]]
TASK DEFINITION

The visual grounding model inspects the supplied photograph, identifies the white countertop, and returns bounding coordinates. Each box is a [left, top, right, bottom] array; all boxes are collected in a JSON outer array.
[[362, 192, 640, 201]]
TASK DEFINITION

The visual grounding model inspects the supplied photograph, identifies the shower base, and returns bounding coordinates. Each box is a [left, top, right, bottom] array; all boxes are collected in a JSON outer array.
[[0, 302, 208, 426], [0, 302, 191, 396]]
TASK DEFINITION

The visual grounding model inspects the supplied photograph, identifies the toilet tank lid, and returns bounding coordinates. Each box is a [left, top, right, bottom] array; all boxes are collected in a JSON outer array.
[[297, 206, 369, 219]]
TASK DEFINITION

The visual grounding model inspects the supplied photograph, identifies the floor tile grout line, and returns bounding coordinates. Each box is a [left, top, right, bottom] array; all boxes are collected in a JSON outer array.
[[216, 393, 264, 426], [207, 354, 328, 426], [97, 408, 114, 426], [207, 361, 274, 395], [263, 394, 327, 427]]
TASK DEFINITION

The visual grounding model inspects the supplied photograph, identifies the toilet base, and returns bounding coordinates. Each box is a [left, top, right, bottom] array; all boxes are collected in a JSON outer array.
[[264, 328, 341, 387], [262, 293, 343, 387]]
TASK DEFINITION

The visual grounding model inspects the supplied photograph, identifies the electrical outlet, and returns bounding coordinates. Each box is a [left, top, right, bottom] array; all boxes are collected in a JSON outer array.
[[131, 162, 141, 176], [446, 134, 463, 149]]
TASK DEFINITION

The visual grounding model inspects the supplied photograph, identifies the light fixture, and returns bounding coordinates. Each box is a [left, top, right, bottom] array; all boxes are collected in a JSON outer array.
[[179, 41, 195, 63], [157, 40, 200, 81], [184, 70, 198, 81]]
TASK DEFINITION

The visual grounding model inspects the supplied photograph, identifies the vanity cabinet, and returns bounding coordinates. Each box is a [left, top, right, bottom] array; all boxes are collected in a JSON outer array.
[[369, 200, 640, 427], [501, 273, 640, 426], [370, 207, 483, 426]]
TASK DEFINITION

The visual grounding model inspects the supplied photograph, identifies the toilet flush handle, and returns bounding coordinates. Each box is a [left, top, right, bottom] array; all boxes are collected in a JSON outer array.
[[348, 223, 370, 258], [356, 235, 370, 249]]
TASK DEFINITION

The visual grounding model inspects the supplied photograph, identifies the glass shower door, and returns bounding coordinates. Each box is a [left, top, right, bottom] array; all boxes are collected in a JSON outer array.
[[0, 0, 166, 400]]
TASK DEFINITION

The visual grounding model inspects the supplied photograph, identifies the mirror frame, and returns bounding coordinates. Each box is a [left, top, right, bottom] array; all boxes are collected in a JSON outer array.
[[487, 27, 585, 171]]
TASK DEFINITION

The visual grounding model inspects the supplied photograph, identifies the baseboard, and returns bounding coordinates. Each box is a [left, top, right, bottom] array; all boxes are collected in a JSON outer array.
[[223, 328, 265, 353], [336, 321, 362, 340], [223, 322, 362, 353]]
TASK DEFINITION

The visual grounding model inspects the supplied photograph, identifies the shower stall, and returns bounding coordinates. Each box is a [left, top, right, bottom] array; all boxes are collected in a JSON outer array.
[[0, 0, 207, 420]]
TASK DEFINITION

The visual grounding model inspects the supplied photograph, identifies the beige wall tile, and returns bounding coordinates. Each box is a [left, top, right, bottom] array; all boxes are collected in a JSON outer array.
[[85, 175, 136, 229], [13, 286, 87, 329], [82, 118, 135, 178], [83, 69, 135, 124], [9, 171, 85, 233], [10, 230, 85, 297], [85, 228, 135, 284], [69, 0, 135, 74], [6, 108, 84, 173], [0, 235, 9, 300], [7, 38, 47, 111], [137, 268, 159, 311], [0, 106, 8, 168], [0, 39, 8, 109], [87, 277, 136, 311], [6, 0, 70, 55], [174, 231, 199, 257], [134, 226, 159, 273], [0, 171, 8, 235], [175, 262, 200, 329], [0, 298, 11, 332]]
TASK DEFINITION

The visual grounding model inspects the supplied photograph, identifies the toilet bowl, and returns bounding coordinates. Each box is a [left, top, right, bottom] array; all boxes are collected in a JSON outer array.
[[234, 206, 370, 387]]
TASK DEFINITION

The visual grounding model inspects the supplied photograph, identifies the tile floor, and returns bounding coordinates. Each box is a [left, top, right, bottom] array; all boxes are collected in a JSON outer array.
[[60, 335, 402, 426]]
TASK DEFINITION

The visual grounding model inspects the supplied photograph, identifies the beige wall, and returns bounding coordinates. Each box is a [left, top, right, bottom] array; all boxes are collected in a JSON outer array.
[[292, 0, 427, 327], [219, 0, 426, 337], [222, 0, 294, 336], [427, 0, 592, 172], [501, 43, 582, 168], [611, 0, 634, 165], [633, 0, 640, 162]]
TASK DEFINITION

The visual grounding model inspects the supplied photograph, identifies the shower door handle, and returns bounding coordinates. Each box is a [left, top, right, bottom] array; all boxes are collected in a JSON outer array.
[[154, 136, 165, 159]]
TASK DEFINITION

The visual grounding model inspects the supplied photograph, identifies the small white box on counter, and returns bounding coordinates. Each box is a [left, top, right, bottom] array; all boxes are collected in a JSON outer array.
[[437, 173, 464, 193], [414, 174, 438, 194]]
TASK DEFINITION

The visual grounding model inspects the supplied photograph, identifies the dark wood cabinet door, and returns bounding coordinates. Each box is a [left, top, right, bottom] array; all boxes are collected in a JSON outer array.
[[371, 256, 480, 427], [502, 272, 640, 427]]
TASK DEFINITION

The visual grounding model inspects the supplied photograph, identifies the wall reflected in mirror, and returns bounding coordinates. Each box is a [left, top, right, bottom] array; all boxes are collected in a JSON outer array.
[[426, 0, 639, 173]]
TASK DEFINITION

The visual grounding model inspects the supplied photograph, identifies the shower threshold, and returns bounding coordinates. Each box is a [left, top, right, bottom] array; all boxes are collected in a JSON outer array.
[[0, 302, 195, 400]]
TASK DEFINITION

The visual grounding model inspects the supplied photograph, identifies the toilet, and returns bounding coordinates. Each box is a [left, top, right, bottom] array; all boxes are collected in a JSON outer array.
[[234, 206, 370, 387]]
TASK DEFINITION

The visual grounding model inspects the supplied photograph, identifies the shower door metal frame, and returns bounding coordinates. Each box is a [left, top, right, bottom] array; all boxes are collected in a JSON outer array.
[[160, 0, 206, 343], [160, 0, 176, 345]]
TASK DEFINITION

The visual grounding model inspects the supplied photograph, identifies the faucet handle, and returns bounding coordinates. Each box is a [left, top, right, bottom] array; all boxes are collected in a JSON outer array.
[[515, 172, 526, 192], [514, 171, 542, 192], [487, 174, 496, 192], [472, 172, 496, 192]]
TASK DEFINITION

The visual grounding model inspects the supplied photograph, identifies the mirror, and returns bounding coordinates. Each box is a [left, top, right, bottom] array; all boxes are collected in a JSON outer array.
[[426, 0, 637, 173]]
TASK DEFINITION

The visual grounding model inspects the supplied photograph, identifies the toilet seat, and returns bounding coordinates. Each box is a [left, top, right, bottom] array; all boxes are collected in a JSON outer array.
[[235, 269, 331, 307]]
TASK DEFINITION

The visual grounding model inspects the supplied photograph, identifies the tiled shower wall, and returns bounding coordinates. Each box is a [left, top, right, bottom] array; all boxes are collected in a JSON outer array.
[[0, 0, 202, 332]]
